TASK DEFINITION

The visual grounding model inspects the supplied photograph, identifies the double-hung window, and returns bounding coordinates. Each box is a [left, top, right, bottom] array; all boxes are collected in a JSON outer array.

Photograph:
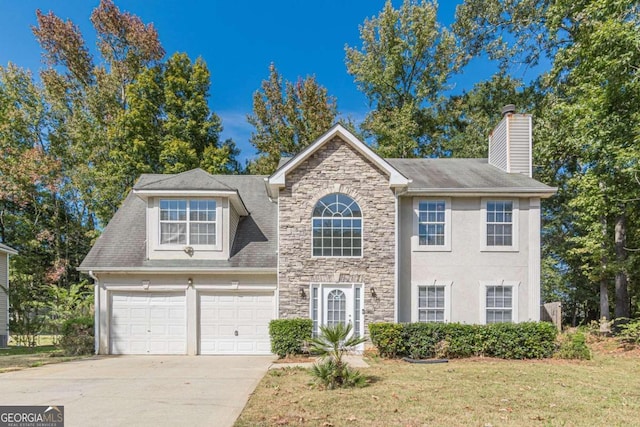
[[418, 286, 445, 323], [412, 281, 452, 323], [160, 199, 216, 246], [414, 198, 451, 251], [480, 281, 519, 324], [485, 286, 513, 323], [482, 199, 518, 251]]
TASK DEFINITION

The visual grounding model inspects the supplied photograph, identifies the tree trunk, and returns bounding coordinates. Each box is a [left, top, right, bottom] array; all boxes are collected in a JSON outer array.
[[599, 215, 610, 320], [614, 213, 630, 319]]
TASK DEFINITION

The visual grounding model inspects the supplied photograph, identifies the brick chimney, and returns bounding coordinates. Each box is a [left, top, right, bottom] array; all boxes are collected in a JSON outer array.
[[488, 105, 532, 177]]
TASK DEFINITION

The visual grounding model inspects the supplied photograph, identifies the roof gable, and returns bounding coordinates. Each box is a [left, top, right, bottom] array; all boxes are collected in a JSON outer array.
[[268, 124, 409, 195], [133, 168, 248, 216]]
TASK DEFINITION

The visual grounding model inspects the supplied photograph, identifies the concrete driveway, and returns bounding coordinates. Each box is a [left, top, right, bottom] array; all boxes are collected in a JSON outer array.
[[0, 355, 274, 427]]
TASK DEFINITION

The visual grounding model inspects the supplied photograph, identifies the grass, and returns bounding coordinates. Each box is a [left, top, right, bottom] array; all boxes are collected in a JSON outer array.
[[0, 335, 89, 373], [236, 352, 640, 426]]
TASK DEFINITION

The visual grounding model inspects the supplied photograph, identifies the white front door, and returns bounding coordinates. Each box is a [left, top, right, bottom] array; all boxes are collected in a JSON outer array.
[[312, 284, 363, 344]]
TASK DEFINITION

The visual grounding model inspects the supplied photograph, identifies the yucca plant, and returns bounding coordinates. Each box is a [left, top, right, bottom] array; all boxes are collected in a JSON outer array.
[[308, 322, 367, 389]]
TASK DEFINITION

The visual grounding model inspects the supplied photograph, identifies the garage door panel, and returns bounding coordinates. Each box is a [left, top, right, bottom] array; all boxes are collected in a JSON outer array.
[[110, 292, 186, 355], [199, 292, 274, 355]]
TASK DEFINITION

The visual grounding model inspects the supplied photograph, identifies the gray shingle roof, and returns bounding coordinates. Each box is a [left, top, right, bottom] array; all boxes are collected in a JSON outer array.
[[81, 155, 554, 272], [387, 158, 555, 193], [280, 156, 554, 193], [134, 168, 235, 191], [0, 243, 17, 255], [79, 174, 276, 271]]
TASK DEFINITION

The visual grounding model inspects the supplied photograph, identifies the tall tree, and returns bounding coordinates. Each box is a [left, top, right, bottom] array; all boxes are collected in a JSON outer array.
[[436, 73, 539, 158], [247, 63, 338, 174], [345, 0, 459, 157], [0, 64, 91, 291], [33, 1, 238, 225]]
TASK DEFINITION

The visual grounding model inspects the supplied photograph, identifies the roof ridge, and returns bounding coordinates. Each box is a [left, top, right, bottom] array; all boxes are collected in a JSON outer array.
[[135, 168, 235, 191]]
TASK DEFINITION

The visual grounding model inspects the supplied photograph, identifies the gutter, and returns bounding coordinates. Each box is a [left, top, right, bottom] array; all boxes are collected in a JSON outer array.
[[404, 188, 557, 198], [77, 267, 277, 274]]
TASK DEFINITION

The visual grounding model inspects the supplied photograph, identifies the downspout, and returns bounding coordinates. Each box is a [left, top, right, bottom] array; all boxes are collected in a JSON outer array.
[[88, 270, 100, 355]]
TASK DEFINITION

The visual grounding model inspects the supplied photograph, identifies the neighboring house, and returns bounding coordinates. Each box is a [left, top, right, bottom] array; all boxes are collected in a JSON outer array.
[[0, 243, 18, 348], [79, 107, 556, 355]]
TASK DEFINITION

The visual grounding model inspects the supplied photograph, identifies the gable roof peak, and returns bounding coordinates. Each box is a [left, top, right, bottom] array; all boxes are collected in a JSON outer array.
[[267, 124, 409, 197]]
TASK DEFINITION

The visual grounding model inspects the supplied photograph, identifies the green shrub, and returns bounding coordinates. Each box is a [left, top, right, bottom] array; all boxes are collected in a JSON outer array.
[[369, 323, 404, 357], [555, 332, 591, 360], [615, 318, 640, 345], [369, 321, 558, 360], [59, 316, 94, 356], [308, 323, 367, 389], [311, 358, 367, 389], [269, 318, 313, 358], [402, 323, 448, 359]]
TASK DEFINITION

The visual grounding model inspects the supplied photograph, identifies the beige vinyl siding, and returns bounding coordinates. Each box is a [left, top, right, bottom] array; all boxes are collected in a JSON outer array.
[[229, 204, 240, 251], [0, 253, 8, 337], [488, 119, 508, 171], [508, 115, 532, 176]]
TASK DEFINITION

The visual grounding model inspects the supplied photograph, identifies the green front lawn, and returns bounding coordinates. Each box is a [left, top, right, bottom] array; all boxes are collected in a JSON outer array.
[[236, 352, 640, 426]]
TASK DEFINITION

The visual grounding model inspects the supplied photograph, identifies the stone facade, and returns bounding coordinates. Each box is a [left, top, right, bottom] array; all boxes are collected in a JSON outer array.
[[277, 136, 396, 331]]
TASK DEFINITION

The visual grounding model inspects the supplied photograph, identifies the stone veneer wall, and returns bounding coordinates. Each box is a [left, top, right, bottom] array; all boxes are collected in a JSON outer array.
[[278, 137, 396, 331]]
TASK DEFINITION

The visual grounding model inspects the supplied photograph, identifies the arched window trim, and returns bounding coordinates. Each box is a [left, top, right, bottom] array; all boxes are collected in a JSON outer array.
[[311, 193, 363, 258]]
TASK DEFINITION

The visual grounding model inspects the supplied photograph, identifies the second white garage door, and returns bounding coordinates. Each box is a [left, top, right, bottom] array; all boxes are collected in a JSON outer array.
[[199, 292, 274, 355], [110, 292, 186, 355]]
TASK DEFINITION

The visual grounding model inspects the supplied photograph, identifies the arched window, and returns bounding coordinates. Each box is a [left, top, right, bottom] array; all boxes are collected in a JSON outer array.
[[312, 193, 362, 257]]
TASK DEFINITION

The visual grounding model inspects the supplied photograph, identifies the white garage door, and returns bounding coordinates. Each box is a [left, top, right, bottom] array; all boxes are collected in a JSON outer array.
[[110, 292, 186, 355], [199, 292, 274, 355]]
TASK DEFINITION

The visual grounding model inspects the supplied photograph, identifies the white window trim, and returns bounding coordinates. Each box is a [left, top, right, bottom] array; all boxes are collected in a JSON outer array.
[[480, 198, 519, 252], [153, 197, 223, 252], [479, 280, 520, 324], [411, 280, 452, 323], [413, 197, 452, 252]]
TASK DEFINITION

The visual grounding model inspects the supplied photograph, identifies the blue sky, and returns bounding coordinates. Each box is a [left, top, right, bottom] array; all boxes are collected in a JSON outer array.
[[0, 1, 507, 162]]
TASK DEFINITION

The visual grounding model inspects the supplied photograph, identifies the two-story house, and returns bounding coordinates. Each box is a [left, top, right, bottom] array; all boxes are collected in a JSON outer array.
[[79, 107, 556, 355]]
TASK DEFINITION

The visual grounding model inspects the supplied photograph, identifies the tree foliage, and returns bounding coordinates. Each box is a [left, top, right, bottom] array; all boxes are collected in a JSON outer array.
[[32, 0, 237, 225], [247, 63, 337, 174], [346, 0, 459, 157]]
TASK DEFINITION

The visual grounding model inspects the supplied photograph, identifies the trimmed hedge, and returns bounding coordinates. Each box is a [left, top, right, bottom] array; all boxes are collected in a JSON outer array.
[[59, 316, 94, 356], [269, 318, 313, 357], [369, 321, 557, 360]]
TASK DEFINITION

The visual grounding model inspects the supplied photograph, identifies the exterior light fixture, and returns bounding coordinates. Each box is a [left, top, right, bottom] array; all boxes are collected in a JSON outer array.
[[141, 280, 150, 290], [370, 287, 377, 298], [299, 287, 306, 298], [187, 277, 193, 287]]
